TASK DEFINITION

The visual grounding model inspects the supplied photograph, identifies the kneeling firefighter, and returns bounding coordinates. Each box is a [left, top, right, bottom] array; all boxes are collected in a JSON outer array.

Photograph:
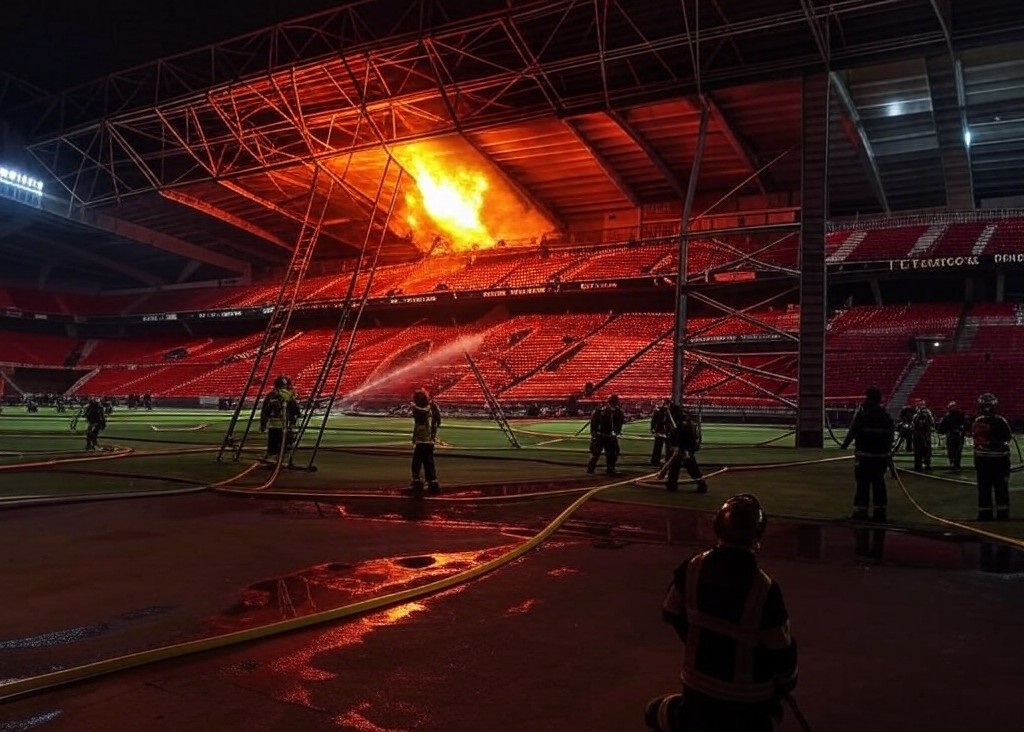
[[646, 494, 798, 732]]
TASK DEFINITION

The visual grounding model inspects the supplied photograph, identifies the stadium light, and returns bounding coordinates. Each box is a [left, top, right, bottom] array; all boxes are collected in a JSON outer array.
[[0, 165, 44, 193], [963, 129, 972, 147]]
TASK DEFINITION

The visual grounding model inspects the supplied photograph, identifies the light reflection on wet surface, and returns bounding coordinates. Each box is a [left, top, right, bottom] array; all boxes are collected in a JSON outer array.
[[3, 487, 1022, 727], [334, 703, 418, 732], [0, 710, 63, 731], [207, 549, 508, 633], [0, 606, 177, 652], [319, 493, 1024, 574], [505, 598, 537, 615], [218, 587, 470, 713], [0, 624, 109, 650]]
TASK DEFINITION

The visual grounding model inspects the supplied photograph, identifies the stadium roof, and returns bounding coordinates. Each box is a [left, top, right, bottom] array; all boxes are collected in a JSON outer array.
[[1, 0, 1023, 290]]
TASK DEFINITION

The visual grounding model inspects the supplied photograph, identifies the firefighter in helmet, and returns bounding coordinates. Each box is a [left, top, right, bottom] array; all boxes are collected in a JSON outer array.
[[650, 398, 672, 466], [259, 375, 300, 462], [84, 397, 106, 451], [410, 387, 442, 494], [660, 402, 708, 494], [646, 494, 798, 732], [587, 393, 625, 476], [971, 393, 1012, 521], [936, 400, 968, 471], [841, 386, 896, 522], [897, 403, 915, 453], [911, 398, 935, 471]]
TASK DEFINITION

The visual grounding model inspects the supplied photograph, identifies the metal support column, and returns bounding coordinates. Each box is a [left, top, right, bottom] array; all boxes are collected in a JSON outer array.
[[672, 103, 710, 404], [797, 74, 829, 448]]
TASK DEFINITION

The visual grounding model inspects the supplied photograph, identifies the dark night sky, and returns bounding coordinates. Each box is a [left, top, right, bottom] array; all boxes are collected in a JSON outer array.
[[1, 0, 346, 92]]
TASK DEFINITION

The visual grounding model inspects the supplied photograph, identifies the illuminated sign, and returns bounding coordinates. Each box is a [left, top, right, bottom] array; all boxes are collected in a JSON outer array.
[[0, 165, 44, 208], [713, 271, 757, 282], [0, 166, 44, 192]]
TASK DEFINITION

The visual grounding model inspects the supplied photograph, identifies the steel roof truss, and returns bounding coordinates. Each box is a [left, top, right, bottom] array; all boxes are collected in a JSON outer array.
[[606, 110, 686, 198], [829, 71, 891, 213], [158, 190, 291, 251], [562, 118, 641, 207], [687, 287, 801, 343]]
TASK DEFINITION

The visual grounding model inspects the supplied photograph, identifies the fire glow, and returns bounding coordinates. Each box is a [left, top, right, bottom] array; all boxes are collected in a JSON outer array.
[[405, 153, 490, 248], [393, 140, 552, 253]]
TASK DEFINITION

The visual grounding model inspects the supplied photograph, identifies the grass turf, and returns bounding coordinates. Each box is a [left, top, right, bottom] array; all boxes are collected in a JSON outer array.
[[1, 408, 1022, 541]]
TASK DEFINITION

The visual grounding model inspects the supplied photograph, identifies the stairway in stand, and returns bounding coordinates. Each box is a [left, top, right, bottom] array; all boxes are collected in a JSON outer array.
[[887, 360, 930, 418], [826, 230, 867, 263], [906, 223, 948, 257]]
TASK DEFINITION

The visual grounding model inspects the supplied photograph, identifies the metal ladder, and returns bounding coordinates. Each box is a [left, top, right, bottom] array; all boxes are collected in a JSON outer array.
[[217, 167, 334, 462], [286, 163, 405, 471], [464, 351, 520, 448]]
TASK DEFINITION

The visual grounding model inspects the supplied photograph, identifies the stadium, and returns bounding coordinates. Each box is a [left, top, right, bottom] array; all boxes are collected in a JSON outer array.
[[2, 1, 1024, 730]]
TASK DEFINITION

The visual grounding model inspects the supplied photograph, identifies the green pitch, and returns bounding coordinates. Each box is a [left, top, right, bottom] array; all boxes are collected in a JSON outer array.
[[1, 408, 1022, 541]]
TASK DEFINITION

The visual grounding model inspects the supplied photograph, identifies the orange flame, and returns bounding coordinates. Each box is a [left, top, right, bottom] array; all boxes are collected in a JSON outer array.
[[405, 153, 490, 249], [393, 140, 553, 253]]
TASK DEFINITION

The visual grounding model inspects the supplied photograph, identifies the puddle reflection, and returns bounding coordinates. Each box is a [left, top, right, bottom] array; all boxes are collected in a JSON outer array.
[[760, 521, 1024, 574], [207, 548, 507, 633]]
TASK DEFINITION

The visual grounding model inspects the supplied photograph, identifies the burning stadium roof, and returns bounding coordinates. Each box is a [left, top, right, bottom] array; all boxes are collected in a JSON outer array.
[[1, 0, 1023, 289]]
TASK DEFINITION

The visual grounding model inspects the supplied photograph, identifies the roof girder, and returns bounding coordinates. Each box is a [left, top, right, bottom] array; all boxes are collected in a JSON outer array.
[[701, 93, 770, 195], [23, 232, 162, 287], [24, 0, 964, 207], [606, 110, 686, 199], [58, 204, 251, 277], [158, 189, 293, 251], [829, 71, 891, 214], [562, 118, 641, 207]]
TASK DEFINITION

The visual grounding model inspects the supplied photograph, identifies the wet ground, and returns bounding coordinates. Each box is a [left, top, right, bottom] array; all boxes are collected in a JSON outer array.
[[2, 490, 1024, 731]]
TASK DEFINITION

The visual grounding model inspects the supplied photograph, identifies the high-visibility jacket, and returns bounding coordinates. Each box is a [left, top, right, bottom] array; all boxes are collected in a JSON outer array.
[[662, 546, 798, 703], [412, 401, 442, 444], [260, 387, 299, 431]]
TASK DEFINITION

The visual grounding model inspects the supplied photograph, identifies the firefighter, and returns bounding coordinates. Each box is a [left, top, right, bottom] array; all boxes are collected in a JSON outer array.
[[650, 398, 672, 466], [971, 393, 1012, 521], [897, 403, 915, 452], [661, 402, 707, 494], [259, 375, 300, 462], [586, 394, 625, 476], [84, 397, 106, 451], [911, 399, 935, 471], [410, 387, 442, 494], [936, 400, 968, 471], [841, 386, 896, 522], [645, 494, 798, 732]]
